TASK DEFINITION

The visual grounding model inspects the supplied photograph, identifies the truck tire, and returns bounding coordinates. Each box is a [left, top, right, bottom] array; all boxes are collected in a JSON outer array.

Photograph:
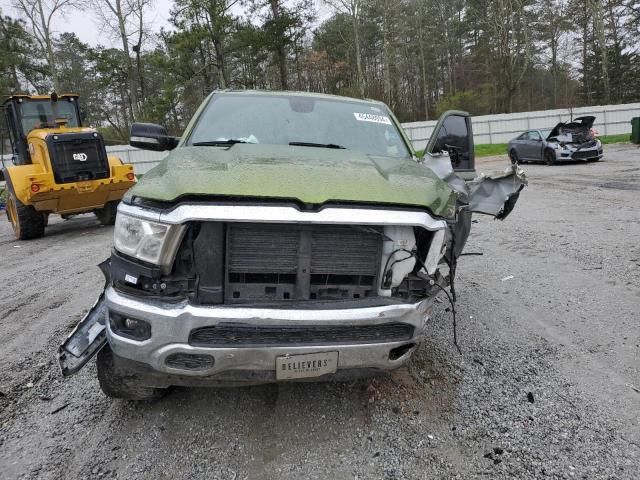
[[6, 191, 45, 240], [96, 346, 165, 401], [94, 201, 119, 225]]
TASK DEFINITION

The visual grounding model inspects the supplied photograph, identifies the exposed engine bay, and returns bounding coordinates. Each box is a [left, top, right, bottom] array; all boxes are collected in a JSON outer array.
[[548, 116, 596, 144], [109, 221, 447, 308]]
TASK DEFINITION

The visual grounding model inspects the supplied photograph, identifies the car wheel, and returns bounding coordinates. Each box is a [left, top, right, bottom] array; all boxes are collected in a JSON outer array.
[[94, 200, 119, 226], [96, 346, 165, 401], [544, 149, 556, 166], [6, 188, 45, 240], [509, 149, 519, 165]]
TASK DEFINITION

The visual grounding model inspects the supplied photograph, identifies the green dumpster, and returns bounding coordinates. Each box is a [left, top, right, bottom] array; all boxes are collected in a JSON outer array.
[[632, 117, 640, 144]]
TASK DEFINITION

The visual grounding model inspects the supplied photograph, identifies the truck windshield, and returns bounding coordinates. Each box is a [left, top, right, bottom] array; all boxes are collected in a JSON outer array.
[[18, 99, 80, 133], [187, 93, 412, 158]]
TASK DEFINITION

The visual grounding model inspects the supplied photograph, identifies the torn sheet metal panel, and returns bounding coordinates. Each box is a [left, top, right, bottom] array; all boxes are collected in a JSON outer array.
[[467, 165, 527, 219], [423, 154, 527, 220], [58, 260, 110, 376], [58, 293, 107, 376]]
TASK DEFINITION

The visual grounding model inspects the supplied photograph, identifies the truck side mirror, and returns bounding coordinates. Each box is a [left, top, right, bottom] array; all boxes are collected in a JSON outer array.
[[130, 122, 179, 151]]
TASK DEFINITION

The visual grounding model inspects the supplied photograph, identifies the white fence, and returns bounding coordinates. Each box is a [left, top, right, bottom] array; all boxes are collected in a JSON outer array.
[[2, 102, 638, 176], [0, 145, 166, 176], [403, 102, 640, 150], [104, 145, 166, 175]]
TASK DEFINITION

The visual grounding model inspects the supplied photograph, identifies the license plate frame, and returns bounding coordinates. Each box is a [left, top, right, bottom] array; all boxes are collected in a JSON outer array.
[[276, 351, 339, 380]]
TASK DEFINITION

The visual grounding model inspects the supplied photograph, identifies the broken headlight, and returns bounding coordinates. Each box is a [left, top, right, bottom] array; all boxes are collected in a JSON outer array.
[[114, 213, 184, 266]]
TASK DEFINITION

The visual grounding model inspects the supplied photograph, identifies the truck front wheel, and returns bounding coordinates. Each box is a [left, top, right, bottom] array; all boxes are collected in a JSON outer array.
[[94, 201, 119, 225], [96, 346, 165, 401], [6, 191, 45, 240]]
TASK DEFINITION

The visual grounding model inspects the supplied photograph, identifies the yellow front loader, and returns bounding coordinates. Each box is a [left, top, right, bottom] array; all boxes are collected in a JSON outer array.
[[1, 93, 136, 240]]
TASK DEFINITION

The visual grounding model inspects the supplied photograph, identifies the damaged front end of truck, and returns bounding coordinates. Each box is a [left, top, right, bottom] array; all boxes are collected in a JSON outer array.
[[58, 98, 526, 399]]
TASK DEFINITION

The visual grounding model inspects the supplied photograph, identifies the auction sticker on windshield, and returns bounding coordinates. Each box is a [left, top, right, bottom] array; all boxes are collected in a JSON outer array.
[[354, 112, 392, 125], [276, 351, 338, 380]]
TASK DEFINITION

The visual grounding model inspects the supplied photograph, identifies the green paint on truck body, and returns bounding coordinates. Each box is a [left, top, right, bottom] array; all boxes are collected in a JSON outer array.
[[130, 144, 457, 218]]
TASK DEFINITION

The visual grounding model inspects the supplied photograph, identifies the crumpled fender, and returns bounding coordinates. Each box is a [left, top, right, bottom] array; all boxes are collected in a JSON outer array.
[[467, 165, 527, 219], [423, 154, 527, 220]]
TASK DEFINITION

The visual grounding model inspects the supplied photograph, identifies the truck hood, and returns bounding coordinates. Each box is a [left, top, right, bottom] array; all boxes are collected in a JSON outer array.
[[129, 145, 457, 217]]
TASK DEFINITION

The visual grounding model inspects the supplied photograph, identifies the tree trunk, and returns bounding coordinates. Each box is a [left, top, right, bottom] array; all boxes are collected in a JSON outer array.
[[382, 6, 391, 105], [581, 9, 591, 105], [418, 25, 429, 120], [136, 12, 145, 108], [589, 0, 610, 103], [113, 0, 139, 121], [36, 0, 59, 90], [269, 0, 288, 90], [352, 11, 365, 97]]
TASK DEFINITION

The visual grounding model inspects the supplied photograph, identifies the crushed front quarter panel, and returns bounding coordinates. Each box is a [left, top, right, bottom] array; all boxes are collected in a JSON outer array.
[[422, 154, 527, 219], [467, 166, 527, 219]]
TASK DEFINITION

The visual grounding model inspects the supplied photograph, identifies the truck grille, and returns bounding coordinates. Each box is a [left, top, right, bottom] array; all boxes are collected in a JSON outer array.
[[47, 132, 110, 184], [189, 323, 414, 347], [224, 223, 382, 304]]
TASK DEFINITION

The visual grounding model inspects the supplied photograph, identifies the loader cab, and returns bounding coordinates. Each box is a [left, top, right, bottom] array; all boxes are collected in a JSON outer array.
[[3, 94, 82, 165]]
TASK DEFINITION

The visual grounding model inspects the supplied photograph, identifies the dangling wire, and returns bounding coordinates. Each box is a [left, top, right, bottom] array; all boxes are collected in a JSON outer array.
[[447, 225, 461, 354], [430, 282, 461, 355], [393, 240, 462, 355]]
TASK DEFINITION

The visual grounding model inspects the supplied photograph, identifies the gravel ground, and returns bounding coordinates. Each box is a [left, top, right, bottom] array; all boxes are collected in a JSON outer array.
[[0, 145, 639, 479]]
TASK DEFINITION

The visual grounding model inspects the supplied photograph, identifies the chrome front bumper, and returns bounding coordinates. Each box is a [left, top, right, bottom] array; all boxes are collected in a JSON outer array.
[[105, 287, 431, 381]]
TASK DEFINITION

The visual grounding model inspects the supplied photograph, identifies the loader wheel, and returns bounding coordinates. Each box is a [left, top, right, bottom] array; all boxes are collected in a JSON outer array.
[[97, 346, 165, 401], [6, 191, 45, 240], [94, 201, 119, 225]]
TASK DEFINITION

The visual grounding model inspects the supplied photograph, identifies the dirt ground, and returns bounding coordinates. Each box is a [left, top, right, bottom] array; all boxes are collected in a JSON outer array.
[[1, 145, 639, 479]]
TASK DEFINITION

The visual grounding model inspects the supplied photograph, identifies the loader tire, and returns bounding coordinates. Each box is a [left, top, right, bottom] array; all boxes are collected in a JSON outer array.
[[6, 191, 45, 240], [94, 201, 119, 225], [96, 346, 165, 401]]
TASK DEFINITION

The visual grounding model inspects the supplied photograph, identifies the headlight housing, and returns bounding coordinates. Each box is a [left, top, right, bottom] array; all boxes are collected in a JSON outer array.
[[114, 213, 184, 266]]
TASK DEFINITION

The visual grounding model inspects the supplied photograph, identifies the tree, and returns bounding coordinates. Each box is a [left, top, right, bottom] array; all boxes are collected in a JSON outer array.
[[486, 0, 535, 112], [536, 0, 572, 106], [0, 12, 44, 94], [171, 0, 239, 89], [252, 0, 314, 89], [588, 0, 610, 102], [323, 0, 365, 97], [12, 0, 77, 90], [93, 0, 155, 122]]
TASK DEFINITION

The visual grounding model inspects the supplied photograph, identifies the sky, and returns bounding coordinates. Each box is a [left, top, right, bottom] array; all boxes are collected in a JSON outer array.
[[1, 0, 331, 48], [1, 0, 174, 46]]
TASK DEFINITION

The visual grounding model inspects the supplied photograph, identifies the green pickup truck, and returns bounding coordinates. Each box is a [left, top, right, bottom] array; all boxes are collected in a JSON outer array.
[[59, 90, 526, 400]]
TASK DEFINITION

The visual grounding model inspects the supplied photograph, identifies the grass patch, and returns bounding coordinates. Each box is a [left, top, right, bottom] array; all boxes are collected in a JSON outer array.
[[415, 144, 508, 158], [598, 133, 630, 144], [475, 143, 508, 157]]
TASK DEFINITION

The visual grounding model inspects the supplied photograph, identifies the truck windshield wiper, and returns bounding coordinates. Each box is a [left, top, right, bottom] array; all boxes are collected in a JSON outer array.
[[289, 141, 347, 149], [191, 139, 248, 146]]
